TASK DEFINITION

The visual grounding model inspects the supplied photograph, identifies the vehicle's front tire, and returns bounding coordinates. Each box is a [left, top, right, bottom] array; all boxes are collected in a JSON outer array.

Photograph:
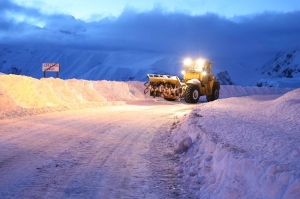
[[206, 86, 219, 102], [185, 85, 200, 103]]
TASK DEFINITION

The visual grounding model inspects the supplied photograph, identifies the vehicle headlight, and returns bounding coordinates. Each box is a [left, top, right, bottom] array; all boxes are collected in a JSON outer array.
[[183, 58, 192, 66], [194, 58, 205, 72], [196, 58, 205, 66]]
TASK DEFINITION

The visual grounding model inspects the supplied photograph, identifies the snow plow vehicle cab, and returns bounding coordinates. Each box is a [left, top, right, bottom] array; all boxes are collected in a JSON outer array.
[[144, 58, 220, 103]]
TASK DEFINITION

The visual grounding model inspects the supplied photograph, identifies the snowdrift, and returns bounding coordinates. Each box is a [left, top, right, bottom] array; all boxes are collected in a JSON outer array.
[[171, 88, 300, 199], [0, 75, 151, 119], [219, 85, 291, 98], [0, 75, 292, 120]]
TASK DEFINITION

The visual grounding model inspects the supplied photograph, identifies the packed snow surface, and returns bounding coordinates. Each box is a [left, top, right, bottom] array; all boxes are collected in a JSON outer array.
[[171, 91, 300, 199], [0, 74, 299, 199]]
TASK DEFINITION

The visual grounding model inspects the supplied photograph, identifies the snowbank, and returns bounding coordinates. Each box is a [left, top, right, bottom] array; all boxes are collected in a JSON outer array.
[[219, 85, 291, 98], [0, 75, 292, 120], [0, 75, 151, 119], [171, 89, 300, 199]]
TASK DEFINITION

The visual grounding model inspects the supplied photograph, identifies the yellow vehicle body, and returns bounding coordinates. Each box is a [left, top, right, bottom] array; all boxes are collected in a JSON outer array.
[[144, 58, 220, 103]]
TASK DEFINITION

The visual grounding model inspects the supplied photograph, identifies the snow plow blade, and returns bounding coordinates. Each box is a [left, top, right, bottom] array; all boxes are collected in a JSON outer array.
[[144, 74, 183, 100]]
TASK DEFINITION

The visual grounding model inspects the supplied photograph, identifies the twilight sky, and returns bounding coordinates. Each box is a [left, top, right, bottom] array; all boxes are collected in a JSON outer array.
[[10, 0, 300, 21], [1, 0, 300, 77]]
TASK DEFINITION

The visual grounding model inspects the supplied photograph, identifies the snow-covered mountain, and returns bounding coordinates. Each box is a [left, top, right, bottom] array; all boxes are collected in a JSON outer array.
[[0, 44, 237, 85], [0, 44, 182, 82], [255, 50, 300, 88], [1, 43, 300, 88], [216, 71, 234, 85]]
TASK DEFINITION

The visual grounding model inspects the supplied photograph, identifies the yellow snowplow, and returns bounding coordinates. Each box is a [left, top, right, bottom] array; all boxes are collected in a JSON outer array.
[[144, 58, 220, 103]]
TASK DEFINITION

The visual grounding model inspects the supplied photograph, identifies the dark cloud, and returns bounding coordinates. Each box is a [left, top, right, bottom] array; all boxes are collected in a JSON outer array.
[[1, 0, 300, 76], [0, 0, 19, 12], [83, 10, 300, 64], [0, 0, 42, 18], [0, 0, 42, 32]]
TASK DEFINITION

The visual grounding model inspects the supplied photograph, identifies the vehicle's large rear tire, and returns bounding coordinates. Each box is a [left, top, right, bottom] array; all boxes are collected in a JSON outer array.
[[206, 86, 219, 102], [185, 85, 200, 103]]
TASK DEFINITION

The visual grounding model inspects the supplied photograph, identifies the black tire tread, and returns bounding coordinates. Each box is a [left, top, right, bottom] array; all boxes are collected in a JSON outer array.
[[185, 85, 200, 103], [206, 85, 219, 102]]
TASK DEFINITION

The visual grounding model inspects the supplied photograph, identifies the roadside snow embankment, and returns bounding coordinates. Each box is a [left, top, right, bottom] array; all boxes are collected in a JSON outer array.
[[0, 75, 151, 119], [171, 89, 300, 199], [219, 84, 291, 98]]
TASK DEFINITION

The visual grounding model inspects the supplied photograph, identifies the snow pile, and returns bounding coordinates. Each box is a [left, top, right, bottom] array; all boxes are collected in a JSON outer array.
[[171, 89, 300, 199], [0, 75, 151, 119], [219, 85, 291, 99], [0, 75, 292, 120]]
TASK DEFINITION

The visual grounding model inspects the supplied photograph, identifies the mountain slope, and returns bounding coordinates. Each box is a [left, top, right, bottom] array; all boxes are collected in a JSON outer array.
[[1, 44, 300, 88], [256, 50, 300, 88], [0, 44, 181, 81]]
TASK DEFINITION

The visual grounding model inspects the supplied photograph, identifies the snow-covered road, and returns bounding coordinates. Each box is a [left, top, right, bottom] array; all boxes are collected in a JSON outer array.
[[0, 101, 196, 199], [1, 75, 299, 199]]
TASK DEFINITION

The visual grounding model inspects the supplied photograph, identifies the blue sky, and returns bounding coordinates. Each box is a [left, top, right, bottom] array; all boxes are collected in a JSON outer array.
[[10, 0, 300, 21]]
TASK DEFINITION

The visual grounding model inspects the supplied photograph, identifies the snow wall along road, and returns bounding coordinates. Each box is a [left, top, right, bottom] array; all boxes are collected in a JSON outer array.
[[0, 75, 288, 119], [0, 74, 291, 120], [0, 74, 152, 119]]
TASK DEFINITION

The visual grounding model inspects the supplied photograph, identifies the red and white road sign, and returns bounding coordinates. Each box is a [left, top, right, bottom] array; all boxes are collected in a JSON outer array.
[[42, 63, 60, 72]]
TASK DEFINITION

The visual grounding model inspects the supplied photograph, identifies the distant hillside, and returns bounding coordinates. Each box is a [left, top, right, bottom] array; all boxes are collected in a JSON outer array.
[[0, 44, 236, 85], [0, 44, 181, 82], [216, 71, 234, 85], [1, 44, 300, 88], [256, 50, 300, 88]]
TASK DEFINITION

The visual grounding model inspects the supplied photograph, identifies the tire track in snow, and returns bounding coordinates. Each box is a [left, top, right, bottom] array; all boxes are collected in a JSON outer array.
[[0, 102, 196, 199]]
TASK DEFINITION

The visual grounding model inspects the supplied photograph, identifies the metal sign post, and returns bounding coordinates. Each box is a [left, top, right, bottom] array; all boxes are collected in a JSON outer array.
[[42, 63, 60, 78]]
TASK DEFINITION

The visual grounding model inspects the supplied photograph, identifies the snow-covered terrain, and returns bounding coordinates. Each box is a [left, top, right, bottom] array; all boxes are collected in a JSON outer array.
[[1, 44, 300, 88], [2, 3, 300, 87], [1, 74, 299, 199], [256, 50, 300, 88], [0, 74, 151, 119], [171, 92, 300, 198], [216, 71, 234, 85], [0, 44, 181, 82]]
